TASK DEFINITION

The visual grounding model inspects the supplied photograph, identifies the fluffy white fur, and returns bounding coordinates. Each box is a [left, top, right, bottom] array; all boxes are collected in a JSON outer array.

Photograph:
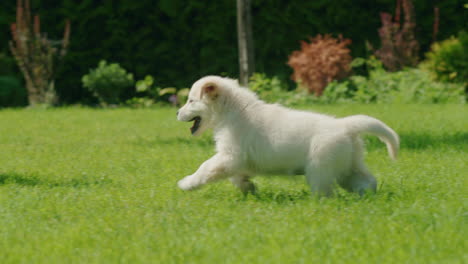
[[177, 76, 399, 196]]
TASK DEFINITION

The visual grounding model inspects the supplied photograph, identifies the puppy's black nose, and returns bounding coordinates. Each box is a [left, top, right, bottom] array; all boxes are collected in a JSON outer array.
[[176, 110, 179, 116]]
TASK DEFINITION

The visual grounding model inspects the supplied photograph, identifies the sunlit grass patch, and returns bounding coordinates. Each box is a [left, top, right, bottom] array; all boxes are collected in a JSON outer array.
[[0, 104, 466, 263]]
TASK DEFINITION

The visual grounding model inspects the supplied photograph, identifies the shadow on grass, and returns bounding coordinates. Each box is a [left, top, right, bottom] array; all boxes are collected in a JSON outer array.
[[245, 189, 312, 204], [237, 184, 401, 204], [138, 132, 468, 151], [132, 136, 213, 148], [365, 132, 468, 151], [0, 173, 112, 188]]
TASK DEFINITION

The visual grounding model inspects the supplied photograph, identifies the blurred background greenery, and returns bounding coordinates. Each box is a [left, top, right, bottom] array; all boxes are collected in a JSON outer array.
[[0, 0, 466, 106]]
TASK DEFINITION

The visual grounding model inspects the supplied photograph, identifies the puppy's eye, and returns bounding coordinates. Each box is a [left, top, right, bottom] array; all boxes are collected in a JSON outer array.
[[189, 99, 194, 103]]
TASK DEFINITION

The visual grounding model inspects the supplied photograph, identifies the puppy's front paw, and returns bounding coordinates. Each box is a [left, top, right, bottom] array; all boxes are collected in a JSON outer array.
[[178, 176, 200, 191]]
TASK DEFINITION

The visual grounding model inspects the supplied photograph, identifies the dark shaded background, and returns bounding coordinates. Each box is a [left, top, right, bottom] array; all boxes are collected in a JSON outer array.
[[0, 0, 466, 105]]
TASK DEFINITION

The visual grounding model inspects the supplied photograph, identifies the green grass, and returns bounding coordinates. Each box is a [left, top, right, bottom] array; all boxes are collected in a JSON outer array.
[[0, 104, 466, 263]]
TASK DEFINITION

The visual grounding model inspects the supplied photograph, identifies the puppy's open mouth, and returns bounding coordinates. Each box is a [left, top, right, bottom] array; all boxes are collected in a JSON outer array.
[[190, 116, 202, 135]]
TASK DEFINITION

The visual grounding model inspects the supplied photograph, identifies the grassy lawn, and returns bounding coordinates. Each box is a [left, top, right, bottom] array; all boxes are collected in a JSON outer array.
[[0, 104, 466, 263]]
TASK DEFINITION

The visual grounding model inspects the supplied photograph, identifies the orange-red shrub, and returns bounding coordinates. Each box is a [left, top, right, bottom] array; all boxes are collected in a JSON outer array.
[[287, 34, 352, 96]]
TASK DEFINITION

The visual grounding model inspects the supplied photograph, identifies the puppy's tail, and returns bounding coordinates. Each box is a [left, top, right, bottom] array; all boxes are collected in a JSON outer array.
[[341, 115, 399, 160]]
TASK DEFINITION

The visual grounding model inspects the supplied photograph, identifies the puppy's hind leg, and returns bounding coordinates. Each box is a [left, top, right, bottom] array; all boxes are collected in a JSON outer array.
[[305, 163, 336, 197], [230, 175, 256, 195], [339, 138, 377, 195], [305, 137, 352, 197], [341, 163, 377, 196]]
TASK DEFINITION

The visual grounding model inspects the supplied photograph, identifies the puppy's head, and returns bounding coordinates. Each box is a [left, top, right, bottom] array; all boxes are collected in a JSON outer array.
[[177, 76, 232, 136]]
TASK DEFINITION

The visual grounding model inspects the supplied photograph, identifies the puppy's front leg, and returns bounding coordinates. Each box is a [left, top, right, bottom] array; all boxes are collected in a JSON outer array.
[[178, 153, 232, 191]]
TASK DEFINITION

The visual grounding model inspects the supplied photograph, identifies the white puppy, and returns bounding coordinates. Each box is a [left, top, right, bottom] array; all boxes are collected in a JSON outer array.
[[177, 76, 399, 196]]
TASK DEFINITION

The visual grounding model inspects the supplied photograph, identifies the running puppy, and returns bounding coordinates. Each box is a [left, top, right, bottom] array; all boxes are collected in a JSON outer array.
[[177, 76, 399, 196]]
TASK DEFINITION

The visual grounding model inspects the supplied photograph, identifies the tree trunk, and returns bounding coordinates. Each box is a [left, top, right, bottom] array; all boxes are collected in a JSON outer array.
[[24, 75, 57, 106], [237, 0, 255, 87], [25, 79, 41, 106]]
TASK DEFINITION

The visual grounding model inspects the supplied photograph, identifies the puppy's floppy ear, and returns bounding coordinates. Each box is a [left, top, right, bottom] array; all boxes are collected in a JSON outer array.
[[200, 82, 219, 100]]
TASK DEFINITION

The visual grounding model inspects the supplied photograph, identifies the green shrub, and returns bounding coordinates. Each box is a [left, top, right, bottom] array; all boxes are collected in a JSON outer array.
[[135, 75, 160, 98], [128, 75, 158, 107], [249, 73, 284, 99], [0, 53, 17, 76], [135, 75, 155, 93], [249, 68, 465, 106], [82, 61, 134, 105], [0, 53, 27, 107], [248, 73, 317, 106], [124, 97, 156, 108], [421, 31, 468, 86], [0, 75, 27, 107], [125, 75, 190, 108], [322, 64, 465, 104]]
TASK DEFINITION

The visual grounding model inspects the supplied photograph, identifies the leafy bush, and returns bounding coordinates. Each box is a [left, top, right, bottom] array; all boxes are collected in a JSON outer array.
[[321, 59, 465, 104], [248, 69, 465, 106], [82, 61, 134, 106], [125, 75, 190, 108], [135, 75, 156, 94], [287, 34, 352, 96], [421, 31, 468, 87], [248, 73, 285, 101], [0, 75, 27, 107], [0, 53, 26, 107], [247, 73, 314, 105], [124, 97, 156, 108], [0, 52, 17, 76], [134, 75, 159, 104]]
